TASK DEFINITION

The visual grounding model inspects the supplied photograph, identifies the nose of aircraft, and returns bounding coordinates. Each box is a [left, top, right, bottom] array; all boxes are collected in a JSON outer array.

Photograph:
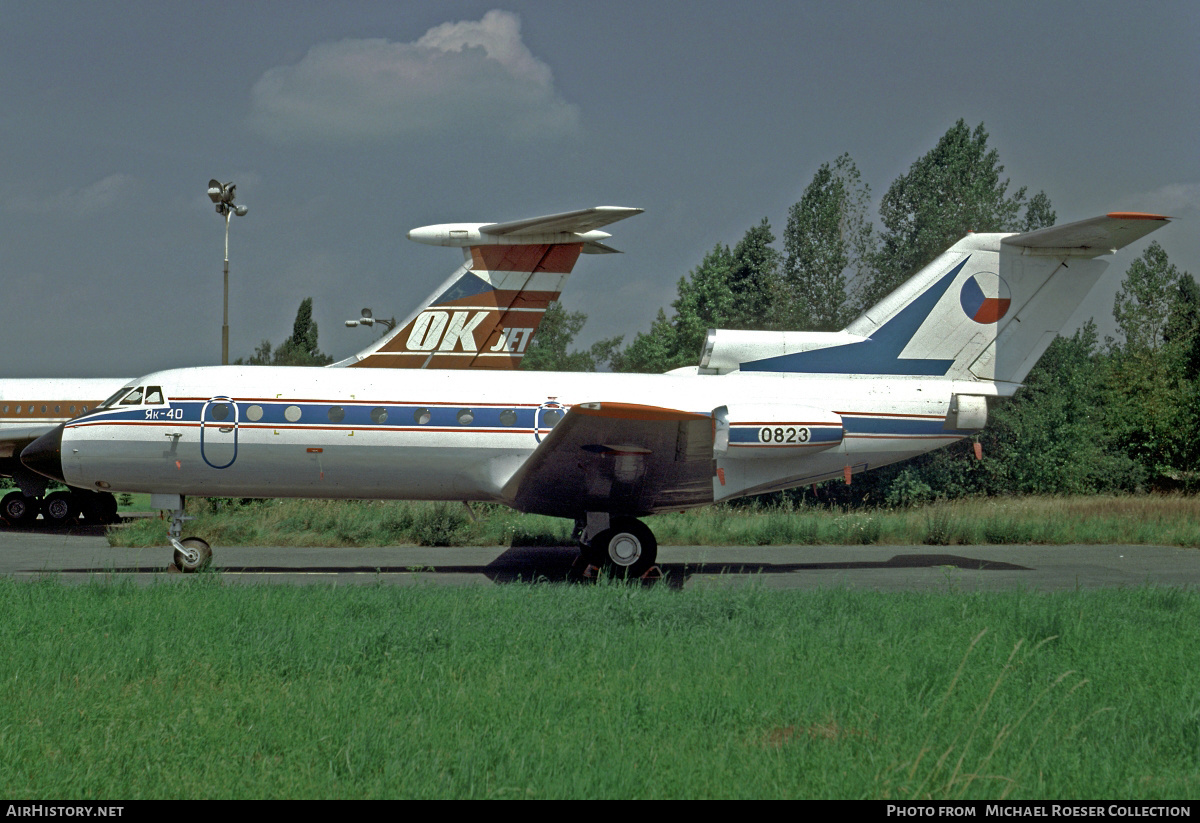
[[21, 425, 66, 484]]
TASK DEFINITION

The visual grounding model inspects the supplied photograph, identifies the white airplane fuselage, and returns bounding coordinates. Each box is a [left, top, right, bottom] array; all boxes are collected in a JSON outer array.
[[49, 365, 983, 510], [16, 211, 1170, 572]]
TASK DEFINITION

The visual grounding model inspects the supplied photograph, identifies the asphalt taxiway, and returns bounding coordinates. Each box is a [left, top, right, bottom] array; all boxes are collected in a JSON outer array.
[[2, 527, 1199, 591]]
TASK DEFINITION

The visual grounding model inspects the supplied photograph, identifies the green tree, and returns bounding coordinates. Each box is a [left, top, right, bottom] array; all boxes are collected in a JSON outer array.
[[520, 302, 622, 372], [1165, 272, 1200, 381], [238, 298, 333, 366], [782, 153, 875, 330], [1020, 190, 1057, 232], [982, 322, 1140, 495], [613, 242, 738, 374], [1107, 246, 1198, 488], [609, 307, 687, 374], [726, 218, 782, 328], [1113, 241, 1183, 353], [613, 221, 784, 373], [863, 120, 1051, 310]]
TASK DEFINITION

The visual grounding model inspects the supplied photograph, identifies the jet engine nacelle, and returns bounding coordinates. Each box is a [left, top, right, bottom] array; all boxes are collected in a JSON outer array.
[[700, 329, 870, 374], [714, 404, 844, 458]]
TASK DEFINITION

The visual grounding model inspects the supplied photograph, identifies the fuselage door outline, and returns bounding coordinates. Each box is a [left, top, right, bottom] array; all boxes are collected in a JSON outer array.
[[200, 396, 239, 469], [533, 400, 565, 444]]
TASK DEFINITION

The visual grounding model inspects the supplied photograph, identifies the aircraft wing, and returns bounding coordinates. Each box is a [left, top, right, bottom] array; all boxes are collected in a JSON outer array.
[[481, 206, 644, 238], [502, 402, 716, 518], [1003, 212, 1170, 257]]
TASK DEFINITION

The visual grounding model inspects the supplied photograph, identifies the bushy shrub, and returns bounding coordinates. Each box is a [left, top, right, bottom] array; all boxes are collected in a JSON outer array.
[[411, 502, 469, 546]]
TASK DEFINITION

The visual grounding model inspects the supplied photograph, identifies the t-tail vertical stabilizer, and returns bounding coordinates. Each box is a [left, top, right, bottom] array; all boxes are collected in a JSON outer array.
[[723, 213, 1169, 390], [335, 206, 643, 369]]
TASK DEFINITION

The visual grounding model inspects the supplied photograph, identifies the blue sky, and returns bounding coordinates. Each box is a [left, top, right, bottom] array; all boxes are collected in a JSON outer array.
[[2, 1, 1196, 376]]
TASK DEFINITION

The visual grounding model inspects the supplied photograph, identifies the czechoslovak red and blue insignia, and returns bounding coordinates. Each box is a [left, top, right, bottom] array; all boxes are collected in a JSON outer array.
[[959, 272, 1011, 323]]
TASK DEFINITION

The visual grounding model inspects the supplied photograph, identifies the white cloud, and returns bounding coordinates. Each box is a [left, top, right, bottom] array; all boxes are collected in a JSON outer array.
[[21, 174, 136, 215], [1124, 182, 1200, 216], [247, 10, 580, 144]]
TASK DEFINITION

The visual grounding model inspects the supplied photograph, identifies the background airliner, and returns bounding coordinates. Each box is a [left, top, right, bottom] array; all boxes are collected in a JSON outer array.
[[20, 211, 1168, 574], [0, 206, 639, 526]]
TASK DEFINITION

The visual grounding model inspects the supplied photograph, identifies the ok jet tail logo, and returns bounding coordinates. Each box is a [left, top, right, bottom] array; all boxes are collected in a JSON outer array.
[[405, 310, 535, 354]]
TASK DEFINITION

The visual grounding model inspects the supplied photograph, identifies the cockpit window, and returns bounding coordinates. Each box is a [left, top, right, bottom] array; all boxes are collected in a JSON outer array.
[[144, 386, 164, 405], [98, 386, 138, 409], [119, 387, 145, 405]]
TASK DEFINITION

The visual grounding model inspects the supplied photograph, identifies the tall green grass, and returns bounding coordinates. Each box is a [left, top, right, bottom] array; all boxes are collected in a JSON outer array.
[[110, 495, 1200, 548], [1, 579, 1197, 798]]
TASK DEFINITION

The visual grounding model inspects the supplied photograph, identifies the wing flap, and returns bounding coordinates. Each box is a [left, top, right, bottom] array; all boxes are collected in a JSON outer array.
[[503, 402, 716, 518], [1002, 212, 1170, 257]]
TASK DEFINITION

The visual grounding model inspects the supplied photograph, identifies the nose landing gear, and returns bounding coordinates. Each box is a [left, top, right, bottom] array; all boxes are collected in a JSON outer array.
[[171, 537, 212, 573], [162, 496, 212, 573]]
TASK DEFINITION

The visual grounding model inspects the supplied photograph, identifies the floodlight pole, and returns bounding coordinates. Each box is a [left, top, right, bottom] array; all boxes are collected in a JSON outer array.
[[222, 210, 231, 366], [207, 179, 247, 366], [345, 308, 397, 332]]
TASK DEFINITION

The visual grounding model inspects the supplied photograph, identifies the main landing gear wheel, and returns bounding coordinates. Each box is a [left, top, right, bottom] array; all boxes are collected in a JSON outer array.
[[1, 491, 39, 527], [173, 537, 212, 573], [43, 491, 79, 528], [588, 517, 658, 578]]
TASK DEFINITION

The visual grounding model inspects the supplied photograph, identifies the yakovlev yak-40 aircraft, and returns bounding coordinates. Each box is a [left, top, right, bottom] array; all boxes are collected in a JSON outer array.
[[0, 206, 640, 527], [20, 211, 1169, 574]]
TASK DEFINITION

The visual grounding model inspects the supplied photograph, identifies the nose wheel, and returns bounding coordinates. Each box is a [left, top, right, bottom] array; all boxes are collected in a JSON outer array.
[[171, 537, 212, 573], [162, 496, 211, 573]]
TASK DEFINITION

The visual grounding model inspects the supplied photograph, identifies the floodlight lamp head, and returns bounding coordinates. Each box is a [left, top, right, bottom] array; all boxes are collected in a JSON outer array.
[[361, 308, 373, 319], [234, 205, 248, 217], [345, 320, 358, 327], [207, 183, 223, 204]]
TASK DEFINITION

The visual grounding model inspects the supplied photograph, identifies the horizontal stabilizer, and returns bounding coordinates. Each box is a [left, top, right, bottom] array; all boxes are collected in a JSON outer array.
[[1002, 212, 1170, 257], [343, 205, 642, 370], [408, 206, 643, 251], [582, 239, 622, 254], [482, 206, 644, 237]]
